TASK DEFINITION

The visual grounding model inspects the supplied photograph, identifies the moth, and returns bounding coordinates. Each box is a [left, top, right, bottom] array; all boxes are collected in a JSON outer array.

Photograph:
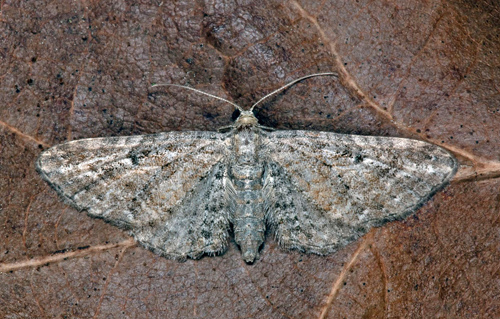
[[36, 73, 458, 263]]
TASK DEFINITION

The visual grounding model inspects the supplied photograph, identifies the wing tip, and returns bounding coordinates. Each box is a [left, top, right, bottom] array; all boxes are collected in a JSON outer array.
[[35, 149, 55, 185], [438, 146, 459, 184]]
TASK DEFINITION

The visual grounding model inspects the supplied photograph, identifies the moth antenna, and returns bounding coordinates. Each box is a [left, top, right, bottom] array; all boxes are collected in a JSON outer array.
[[152, 83, 245, 112], [249, 72, 338, 112]]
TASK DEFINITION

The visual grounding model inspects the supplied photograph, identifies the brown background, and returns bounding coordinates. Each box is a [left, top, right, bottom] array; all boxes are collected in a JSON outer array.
[[1, 0, 499, 318]]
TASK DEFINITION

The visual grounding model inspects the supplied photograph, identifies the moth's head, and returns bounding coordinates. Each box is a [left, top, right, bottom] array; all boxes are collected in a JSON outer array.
[[235, 110, 258, 129]]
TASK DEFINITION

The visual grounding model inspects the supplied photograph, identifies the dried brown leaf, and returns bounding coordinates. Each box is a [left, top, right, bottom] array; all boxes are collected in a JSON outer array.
[[1, 0, 499, 318]]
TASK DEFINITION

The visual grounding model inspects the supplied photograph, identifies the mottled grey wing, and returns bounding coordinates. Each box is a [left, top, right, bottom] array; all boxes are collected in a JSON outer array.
[[36, 131, 232, 260], [263, 130, 458, 255]]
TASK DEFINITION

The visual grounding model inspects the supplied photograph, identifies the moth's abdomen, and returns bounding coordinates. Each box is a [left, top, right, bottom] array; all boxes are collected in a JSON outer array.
[[228, 129, 266, 263], [232, 189, 265, 263]]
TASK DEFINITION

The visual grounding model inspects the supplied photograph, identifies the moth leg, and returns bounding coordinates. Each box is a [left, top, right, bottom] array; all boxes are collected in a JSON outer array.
[[256, 124, 275, 131], [218, 125, 236, 132]]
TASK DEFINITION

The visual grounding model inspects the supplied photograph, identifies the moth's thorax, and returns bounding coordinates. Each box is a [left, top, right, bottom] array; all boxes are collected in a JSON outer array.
[[231, 128, 261, 163], [229, 127, 265, 187]]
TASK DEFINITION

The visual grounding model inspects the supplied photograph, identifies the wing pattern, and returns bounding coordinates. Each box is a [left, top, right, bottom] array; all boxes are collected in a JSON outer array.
[[37, 128, 458, 261], [263, 130, 458, 254], [37, 131, 232, 259], [136, 161, 231, 260]]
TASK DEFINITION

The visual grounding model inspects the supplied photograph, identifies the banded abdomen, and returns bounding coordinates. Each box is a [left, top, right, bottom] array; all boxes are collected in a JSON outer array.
[[227, 128, 265, 263]]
